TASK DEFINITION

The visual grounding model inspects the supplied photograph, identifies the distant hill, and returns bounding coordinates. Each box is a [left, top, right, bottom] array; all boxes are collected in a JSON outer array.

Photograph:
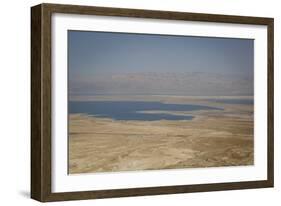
[[69, 72, 253, 96]]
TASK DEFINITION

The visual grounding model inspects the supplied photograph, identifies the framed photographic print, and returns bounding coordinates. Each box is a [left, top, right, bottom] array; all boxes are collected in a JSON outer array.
[[31, 3, 274, 202]]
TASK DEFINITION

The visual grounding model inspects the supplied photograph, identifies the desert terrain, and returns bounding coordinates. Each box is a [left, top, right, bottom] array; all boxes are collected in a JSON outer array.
[[68, 95, 253, 174]]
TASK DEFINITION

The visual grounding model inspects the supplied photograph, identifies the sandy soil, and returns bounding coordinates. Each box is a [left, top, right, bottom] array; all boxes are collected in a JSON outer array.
[[68, 96, 253, 174]]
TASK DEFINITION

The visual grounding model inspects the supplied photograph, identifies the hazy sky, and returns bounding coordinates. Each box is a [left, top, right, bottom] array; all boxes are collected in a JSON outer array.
[[68, 30, 254, 96]]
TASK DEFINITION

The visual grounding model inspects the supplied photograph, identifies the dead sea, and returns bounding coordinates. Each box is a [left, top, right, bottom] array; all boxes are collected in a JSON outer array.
[[68, 96, 254, 174]]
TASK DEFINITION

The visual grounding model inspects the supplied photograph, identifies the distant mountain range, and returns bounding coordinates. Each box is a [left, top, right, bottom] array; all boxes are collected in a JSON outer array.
[[69, 72, 253, 96]]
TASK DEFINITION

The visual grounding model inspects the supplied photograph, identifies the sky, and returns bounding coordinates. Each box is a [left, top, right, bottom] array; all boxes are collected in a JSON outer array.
[[68, 30, 254, 96]]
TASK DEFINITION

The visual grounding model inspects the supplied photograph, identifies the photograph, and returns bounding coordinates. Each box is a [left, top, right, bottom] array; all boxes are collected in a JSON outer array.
[[68, 30, 254, 174], [30, 3, 273, 201]]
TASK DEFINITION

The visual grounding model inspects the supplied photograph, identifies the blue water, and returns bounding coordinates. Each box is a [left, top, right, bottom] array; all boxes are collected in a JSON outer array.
[[208, 99, 253, 105], [69, 101, 222, 121]]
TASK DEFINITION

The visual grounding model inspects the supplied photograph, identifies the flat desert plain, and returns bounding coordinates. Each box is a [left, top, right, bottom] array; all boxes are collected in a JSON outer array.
[[68, 96, 253, 174]]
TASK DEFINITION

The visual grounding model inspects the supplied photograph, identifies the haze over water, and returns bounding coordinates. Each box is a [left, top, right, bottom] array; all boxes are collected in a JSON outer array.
[[68, 31, 254, 97]]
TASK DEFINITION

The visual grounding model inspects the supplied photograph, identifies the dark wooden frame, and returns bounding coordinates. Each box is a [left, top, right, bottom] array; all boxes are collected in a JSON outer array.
[[31, 3, 274, 202]]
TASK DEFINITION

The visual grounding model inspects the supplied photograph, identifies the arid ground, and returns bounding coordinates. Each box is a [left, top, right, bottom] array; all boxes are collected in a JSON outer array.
[[68, 95, 253, 174]]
